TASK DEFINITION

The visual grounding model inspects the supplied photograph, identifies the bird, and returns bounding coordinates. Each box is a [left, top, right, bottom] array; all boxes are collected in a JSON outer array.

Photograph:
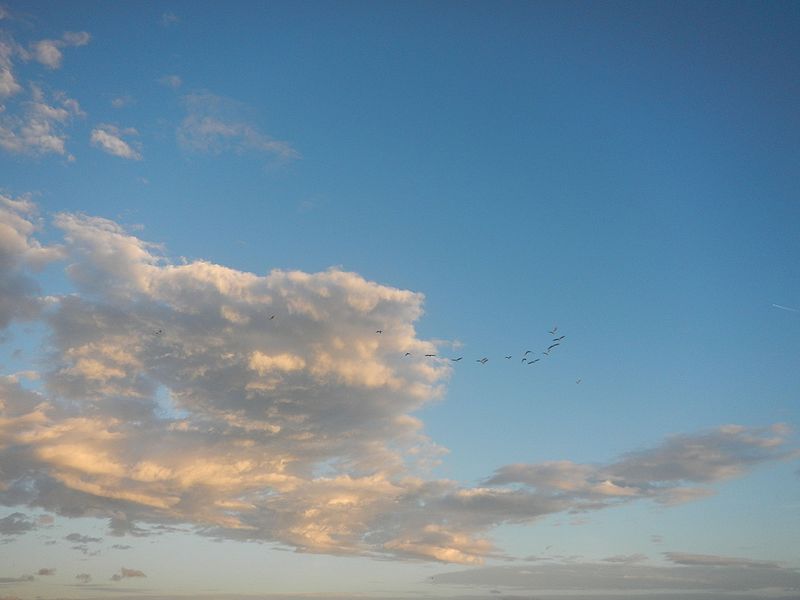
[[553, 335, 565, 341], [153, 329, 163, 335], [477, 357, 488, 364], [404, 352, 412, 357], [425, 354, 436, 357], [376, 330, 383, 334], [546, 343, 560, 352], [451, 357, 463, 361], [269, 315, 275, 320], [576, 378, 582, 384], [528, 359, 540, 365], [524, 350, 532, 356], [505, 355, 512, 359], [549, 326, 558, 335], [521, 357, 528, 363]]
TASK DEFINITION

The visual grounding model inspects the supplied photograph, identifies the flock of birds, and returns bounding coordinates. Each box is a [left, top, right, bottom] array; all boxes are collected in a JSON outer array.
[[380, 325, 582, 383], [153, 319, 582, 383]]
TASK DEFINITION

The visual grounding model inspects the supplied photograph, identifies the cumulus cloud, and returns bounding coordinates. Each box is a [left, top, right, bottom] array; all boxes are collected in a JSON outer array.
[[0, 194, 62, 328], [0, 85, 83, 156], [30, 31, 90, 69], [177, 92, 298, 161], [110, 567, 146, 581], [90, 125, 142, 160], [0, 204, 795, 567]]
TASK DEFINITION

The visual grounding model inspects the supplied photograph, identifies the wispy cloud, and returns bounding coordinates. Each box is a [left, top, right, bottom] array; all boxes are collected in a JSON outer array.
[[177, 92, 299, 161], [110, 567, 146, 581], [772, 303, 799, 313], [90, 124, 142, 160], [430, 558, 800, 595], [158, 74, 182, 90]]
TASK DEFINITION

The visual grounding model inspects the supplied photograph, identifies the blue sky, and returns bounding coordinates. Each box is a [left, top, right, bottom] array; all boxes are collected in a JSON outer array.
[[1, 2, 799, 598]]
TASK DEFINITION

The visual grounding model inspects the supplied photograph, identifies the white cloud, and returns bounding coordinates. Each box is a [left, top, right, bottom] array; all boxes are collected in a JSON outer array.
[[30, 31, 90, 69], [0, 86, 83, 156], [90, 125, 142, 160], [0, 206, 795, 567], [178, 92, 299, 161]]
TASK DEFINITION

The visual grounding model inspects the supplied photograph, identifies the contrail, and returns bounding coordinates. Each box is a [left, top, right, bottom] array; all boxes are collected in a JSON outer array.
[[772, 303, 800, 313]]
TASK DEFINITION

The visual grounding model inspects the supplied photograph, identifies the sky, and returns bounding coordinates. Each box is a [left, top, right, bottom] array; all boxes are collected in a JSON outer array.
[[1, 1, 799, 598]]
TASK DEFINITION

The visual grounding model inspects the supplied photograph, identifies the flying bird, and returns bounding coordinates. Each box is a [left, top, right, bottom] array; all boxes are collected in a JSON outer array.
[[269, 315, 275, 320], [524, 350, 532, 356], [576, 378, 582, 384], [425, 354, 436, 357], [546, 343, 560, 352], [404, 352, 412, 357], [477, 357, 488, 364], [549, 326, 558, 335], [553, 335, 565, 341], [153, 329, 163, 335], [527, 359, 540, 365], [505, 355, 512, 359], [376, 330, 383, 334], [451, 357, 463, 361]]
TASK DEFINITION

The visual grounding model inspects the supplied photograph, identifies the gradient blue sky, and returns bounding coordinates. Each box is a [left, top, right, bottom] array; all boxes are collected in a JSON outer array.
[[1, 2, 799, 599]]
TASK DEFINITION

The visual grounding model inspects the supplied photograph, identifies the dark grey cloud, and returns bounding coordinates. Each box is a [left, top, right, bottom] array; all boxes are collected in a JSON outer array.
[[0, 512, 35, 536]]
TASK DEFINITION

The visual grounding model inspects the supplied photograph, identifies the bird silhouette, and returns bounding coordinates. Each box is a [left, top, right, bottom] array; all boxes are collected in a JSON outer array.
[[477, 357, 488, 364], [452, 357, 463, 361], [425, 354, 436, 357], [549, 326, 558, 335], [528, 359, 540, 365], [376, 330, 383, 334], [553, 335, 565, 341], [505, 355, 512, 359], [546, 343, 560, 352], [404, 352, 412, 357]]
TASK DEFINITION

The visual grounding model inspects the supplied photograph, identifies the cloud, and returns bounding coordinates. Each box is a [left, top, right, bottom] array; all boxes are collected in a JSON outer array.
[[0, 194, 62, 328], [0, 85, 84, 156], [36, 568, 55, 576], [430, 560, 800, 595], [159, 74, 182, 90], [485, 424, 794, 507], [0, 204, 795, 567], [64, 532, 102, 544], [110, 567, 146, 581], [90, 125, 142, 160], [111, 95, 133, 109], [602, 553, 647, 564], [0, 35, 22, 98], [663, 552, 782, 568], [30, 31, 90, 69], [177, 92, 298, 161], [160, 13, 180, 26], [0, 512, 35, 536]]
